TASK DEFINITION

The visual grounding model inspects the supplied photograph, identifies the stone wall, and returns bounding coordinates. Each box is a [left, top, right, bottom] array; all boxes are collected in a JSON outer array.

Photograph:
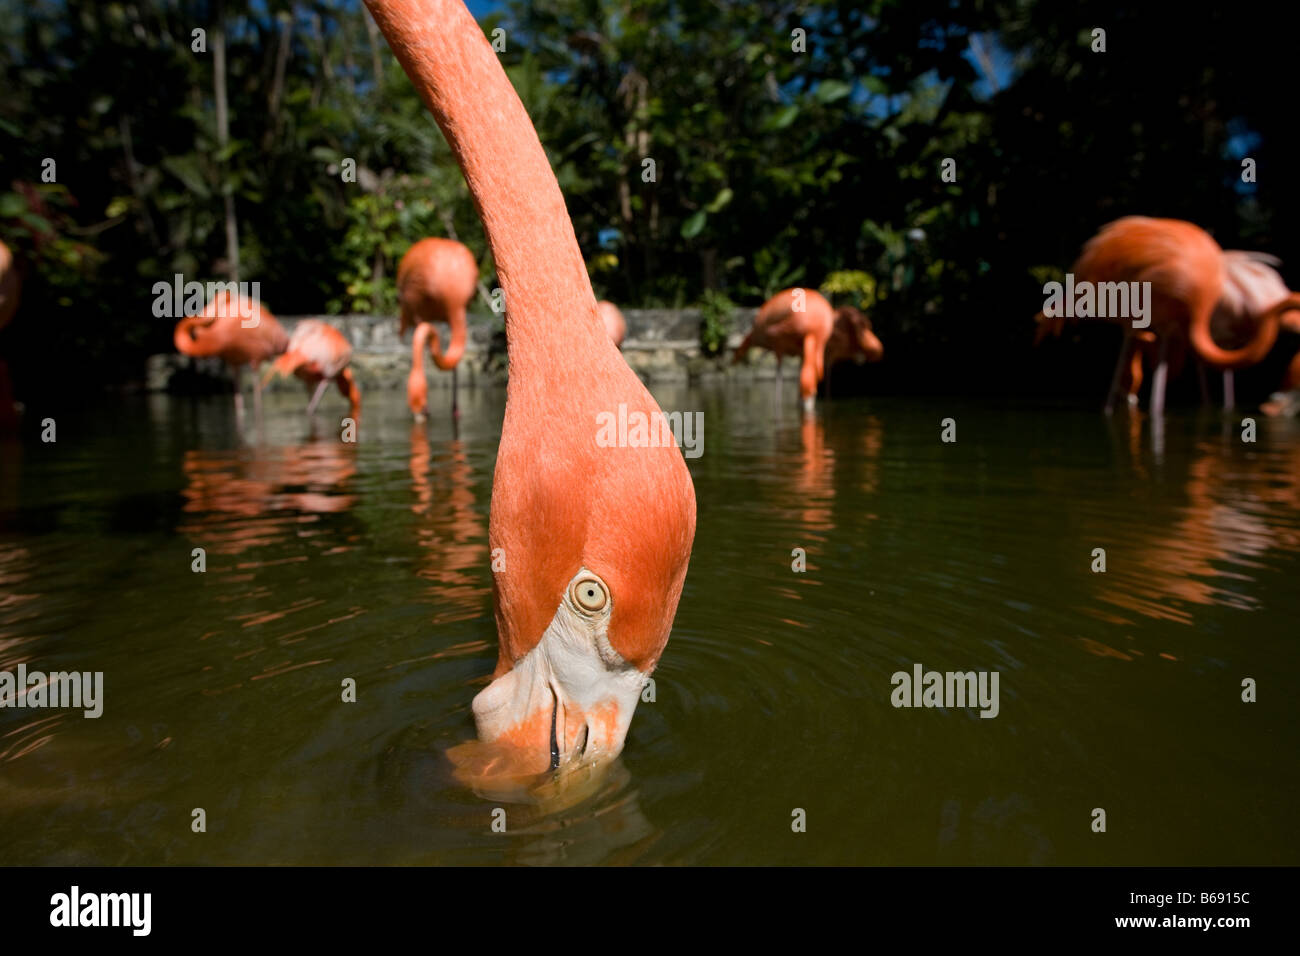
[[149, 307, 786, 392]]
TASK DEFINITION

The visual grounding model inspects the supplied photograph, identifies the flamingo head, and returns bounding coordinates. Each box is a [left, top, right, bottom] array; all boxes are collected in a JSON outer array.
[[460, 336, 696, 785], [831, 306, 884, 365], [406, 366, 429, 420]]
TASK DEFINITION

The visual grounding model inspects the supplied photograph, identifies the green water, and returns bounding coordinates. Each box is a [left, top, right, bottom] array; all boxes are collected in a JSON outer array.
[[1, 386, 1297, 865]]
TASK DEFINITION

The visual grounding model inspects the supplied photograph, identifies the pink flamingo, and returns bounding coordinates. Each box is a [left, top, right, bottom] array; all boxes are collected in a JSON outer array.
[[173, 290, 288, 420], [365, 0, 696, 781], [263, 319, 361, 421], [733, 287, 835, 413], [398, 238, 478, 421]]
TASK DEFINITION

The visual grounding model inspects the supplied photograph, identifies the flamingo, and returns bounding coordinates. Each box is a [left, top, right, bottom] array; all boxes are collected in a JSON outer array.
[[0, 239, 22, 430], [1039, 242, 1300, 411], [397, 237, 478, 422], [1057, 218, 1295, 417], [262, 319, 361, 421], [597, 300, 627, 348], [733, 287, 835, 413], [173, 290, 288, 420], [365, 0, 696, 780]]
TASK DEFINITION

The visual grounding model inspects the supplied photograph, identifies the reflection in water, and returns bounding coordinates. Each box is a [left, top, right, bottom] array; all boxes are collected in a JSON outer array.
[[793, 415, 835, 535], [179, 441, 358, 556], [1085, 432, 1300, 636], [409, 426, 488, 625], [2, 392, 1300, 863]]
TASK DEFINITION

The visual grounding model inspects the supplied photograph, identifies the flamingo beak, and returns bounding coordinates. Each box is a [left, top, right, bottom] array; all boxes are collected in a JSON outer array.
[[858, 331, 884, 363], [463, 569, 647, 779]]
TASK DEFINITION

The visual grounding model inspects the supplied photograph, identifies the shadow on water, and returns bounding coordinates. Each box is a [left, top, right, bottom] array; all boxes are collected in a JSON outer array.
[[0, 387, 1298, 863]]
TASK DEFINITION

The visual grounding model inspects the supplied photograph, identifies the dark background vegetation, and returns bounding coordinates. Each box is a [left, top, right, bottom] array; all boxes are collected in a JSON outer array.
[[1, 0, 1296, 404]]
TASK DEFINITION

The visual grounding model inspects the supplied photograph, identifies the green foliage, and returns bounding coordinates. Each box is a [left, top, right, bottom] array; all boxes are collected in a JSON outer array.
[[0, 0, 1290, 399], [328, 176, 445, 314], [697, 289, 735, 357], [821, 271, 878, 310]]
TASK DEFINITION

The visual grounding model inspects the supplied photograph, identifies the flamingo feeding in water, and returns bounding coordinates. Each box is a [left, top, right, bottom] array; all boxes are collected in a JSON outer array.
[[263, 319, 361, 422], [365, 0, 696, 781], [597, 300, 627, 348], [173, 290, 288, 420], [733, 287, 835, 413], [1046, 217, 1296, 416], [1037, 239, 1300, 412], [397, 237, 478, 422], [0, 239, 23, 430], [735, 288, 882, 410]]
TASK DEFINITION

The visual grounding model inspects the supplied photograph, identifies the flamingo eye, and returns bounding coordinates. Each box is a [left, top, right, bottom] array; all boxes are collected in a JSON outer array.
[[571, 575, 609, 613]]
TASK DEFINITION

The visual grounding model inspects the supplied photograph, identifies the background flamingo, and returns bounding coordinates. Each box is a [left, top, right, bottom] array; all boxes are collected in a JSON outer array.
[[263, 319, 361, 421], [1063, 217, 1291, 417], [366, 0, 696, 785], [397, 237, 478, 422], [733, 287, 835, 413], [0, 239, 22, 430], [598, 300, 626, 348], [173, 290, 288, 420], [1039, 239, 1300, 411]]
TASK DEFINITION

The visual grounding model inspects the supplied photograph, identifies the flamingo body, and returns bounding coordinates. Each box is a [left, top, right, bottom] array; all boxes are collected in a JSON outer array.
[[173, 290, 288, 369], [267, 319, 361, 420], [173, 291, 288, 419], [398, 238, 477, 419], [734, 287, 835, 412], [1072, 217, 1281, 371]]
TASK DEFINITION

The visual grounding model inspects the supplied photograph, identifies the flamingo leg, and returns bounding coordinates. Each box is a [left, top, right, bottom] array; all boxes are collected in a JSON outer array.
[[305, 379, 330, 418], [1126, 347, 1144, 408], [1104, 333, 1137, 414], [233, 367, 247, 424], [1222, 369, 1235, 411], [451, 365, 460, 422], [1149, 334, 1170, 418]]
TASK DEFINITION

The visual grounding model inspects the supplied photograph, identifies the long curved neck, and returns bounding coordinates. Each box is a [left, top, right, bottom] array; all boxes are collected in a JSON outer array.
[[1189, 294, 1291, 370], [410, 321, 431, 375], [429, 309, 466, 371], [364, 0, 601, 382]]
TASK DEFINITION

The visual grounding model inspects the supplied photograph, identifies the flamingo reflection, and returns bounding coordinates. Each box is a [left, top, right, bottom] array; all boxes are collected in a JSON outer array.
[[408, 425, 488, 624], [179, 441, 358, 556]]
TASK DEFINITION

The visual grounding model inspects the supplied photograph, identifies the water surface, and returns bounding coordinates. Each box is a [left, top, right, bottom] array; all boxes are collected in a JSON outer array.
[[1, 386, 1297, 864]]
